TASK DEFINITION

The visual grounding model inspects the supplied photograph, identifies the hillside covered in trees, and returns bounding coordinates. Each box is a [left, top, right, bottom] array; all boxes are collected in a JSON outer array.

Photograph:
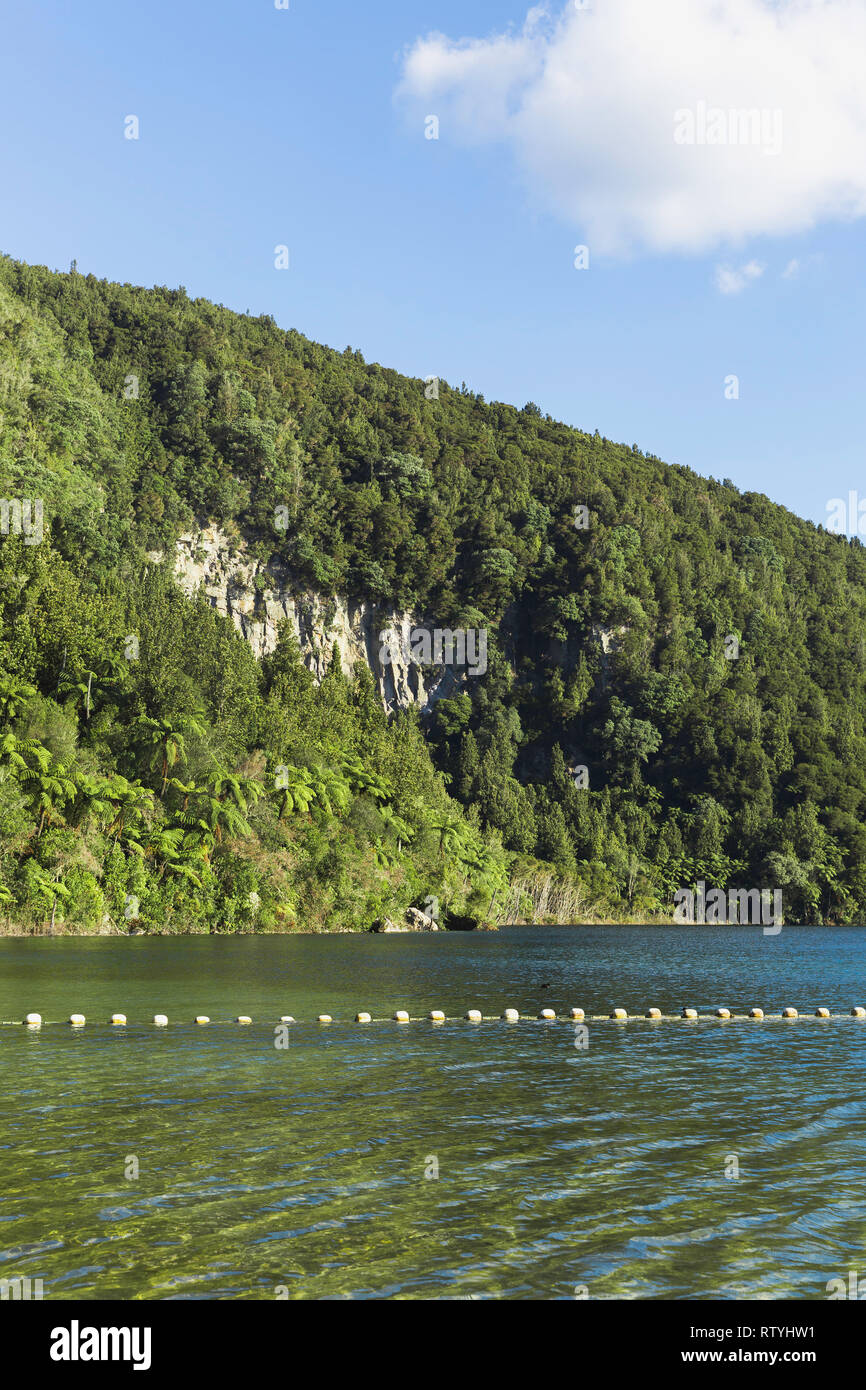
[[1, 252, 865, 930]]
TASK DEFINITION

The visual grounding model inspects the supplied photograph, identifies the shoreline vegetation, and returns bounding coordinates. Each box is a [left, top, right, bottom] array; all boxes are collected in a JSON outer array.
[[2, 256, 866, 933], [0, 914, 676, 937], [0, 871, 673, 936]]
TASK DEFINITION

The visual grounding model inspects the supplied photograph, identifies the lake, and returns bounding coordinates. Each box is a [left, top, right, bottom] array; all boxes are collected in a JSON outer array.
[[1, 925, 865, 1300]]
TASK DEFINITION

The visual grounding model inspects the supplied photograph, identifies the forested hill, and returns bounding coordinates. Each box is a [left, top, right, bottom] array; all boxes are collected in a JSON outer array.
[[2, 252, 865, 930]]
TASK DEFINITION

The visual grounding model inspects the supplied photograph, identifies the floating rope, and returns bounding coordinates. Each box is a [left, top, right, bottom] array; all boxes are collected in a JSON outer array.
[[5, 1006, 866, 1027]]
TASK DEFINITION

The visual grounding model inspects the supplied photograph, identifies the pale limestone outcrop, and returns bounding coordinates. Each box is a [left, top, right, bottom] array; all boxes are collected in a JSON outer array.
[[162, 525, 460, 713], [372, 907, 439, 933], [405, 906, 439, 931], [590, 622, 629, 689]]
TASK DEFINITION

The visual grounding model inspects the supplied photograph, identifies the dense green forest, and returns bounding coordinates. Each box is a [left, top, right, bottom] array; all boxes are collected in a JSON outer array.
[[1, 252, 865, 931]]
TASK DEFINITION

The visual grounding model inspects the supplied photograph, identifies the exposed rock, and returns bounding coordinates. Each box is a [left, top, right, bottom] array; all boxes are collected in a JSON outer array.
[[405, 906, 439, 931], [592, 622, 629, 656], [544, 619, 630, 689], [590, 622, 629, 690], [372, 908, 440, 933], [167, 524, 463, 713]]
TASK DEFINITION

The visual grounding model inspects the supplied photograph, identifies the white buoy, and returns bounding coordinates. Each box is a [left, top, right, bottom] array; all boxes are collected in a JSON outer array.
[[24, 1012, 42, 1026], [69, 1014, 86, 1026], [502, 1008, 519, 1021], [153, 1014, 168, 1026], [646, 1007, 662, 1019], [280, 1016, 294, 1023], [318, 1014, 333, 1024], [355, 1012, 372, 1023], [782, 1007, 798, 1019], [815, 1007, 831, 1018], [194, 1015, 210, 1024], [464, 1009, 482, 1022], [539, 1008, 557, 1020], [569, 1007, 585, 1020], [236, 1016, 252, 1024], [749, 1008, 765, 1019], [851, 1006, 866, 1018], [393, 1010, 410, 1022], [427, 1010, 445, 1021], [110, 1013, 127, 1026], [610, 1008, 628, 1020], [716, 1007, 731, 1019], [682, 1007, 698, 1019]]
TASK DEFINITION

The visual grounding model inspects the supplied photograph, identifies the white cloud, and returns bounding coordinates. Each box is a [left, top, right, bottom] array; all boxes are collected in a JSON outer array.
[[396, 0, 866, 256], [781, 253, 823, 279], [715, 260, 765, 295]]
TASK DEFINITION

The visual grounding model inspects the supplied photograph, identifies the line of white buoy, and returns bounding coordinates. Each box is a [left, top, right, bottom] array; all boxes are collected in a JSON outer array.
[[9, 1005, 866, 1027]]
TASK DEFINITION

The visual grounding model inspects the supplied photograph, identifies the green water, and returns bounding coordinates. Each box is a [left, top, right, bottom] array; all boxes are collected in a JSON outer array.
[[1, 927, 865, 1299]]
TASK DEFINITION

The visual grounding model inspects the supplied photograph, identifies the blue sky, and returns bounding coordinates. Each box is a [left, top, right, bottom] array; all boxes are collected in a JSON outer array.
[[1, 0, 864, 529]]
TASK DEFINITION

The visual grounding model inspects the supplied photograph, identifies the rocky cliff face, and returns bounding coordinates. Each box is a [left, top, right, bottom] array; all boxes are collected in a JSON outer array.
[[163, 526, 459, 713]]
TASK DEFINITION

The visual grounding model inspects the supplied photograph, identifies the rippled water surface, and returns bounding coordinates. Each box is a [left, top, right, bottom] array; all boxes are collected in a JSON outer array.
[[1, 926, 865, 1299]]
